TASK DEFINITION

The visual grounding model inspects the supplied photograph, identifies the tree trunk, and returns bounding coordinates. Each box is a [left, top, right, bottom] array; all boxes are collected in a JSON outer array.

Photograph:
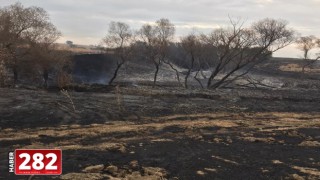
[[153, 65, 159, 88], [43, 69, 49, 88], [163, 61, 182, 86], [184, 70, 191, 89], [207, 74, 215, 88], [13, 67, 18, 86], [211, 66, 241, 89], [109, 63, 124, 85], [184, 57, 195, 89], [207, 63, 222, 88], [194, 70, 204, 89]]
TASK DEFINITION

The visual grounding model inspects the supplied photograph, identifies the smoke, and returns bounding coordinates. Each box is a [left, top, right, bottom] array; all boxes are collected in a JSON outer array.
[[72, 54, 116, 85]]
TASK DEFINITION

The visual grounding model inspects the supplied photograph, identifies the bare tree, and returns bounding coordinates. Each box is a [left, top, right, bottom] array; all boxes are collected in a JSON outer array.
[[296, 36, 317, 59], [0, 2, 61, 86], [27, 23, 61, 87], [166, 43, 184, 86], [138, 18, 175, 87], [180, 33, 202, 88], [296, 35, 318, 73], [102, 21, 134, 85], [202, 18, 294, 89]]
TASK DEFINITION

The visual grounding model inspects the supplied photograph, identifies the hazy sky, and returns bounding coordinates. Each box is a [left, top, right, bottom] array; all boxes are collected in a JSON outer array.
[[1, 0, 320, 58]]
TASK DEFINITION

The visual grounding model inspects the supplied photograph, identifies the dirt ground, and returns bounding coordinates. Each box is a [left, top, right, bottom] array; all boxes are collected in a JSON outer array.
[[0, 85, 319, 180]]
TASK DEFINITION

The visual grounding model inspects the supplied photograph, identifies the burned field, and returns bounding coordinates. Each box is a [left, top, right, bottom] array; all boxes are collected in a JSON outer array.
[[1, 2, 320, 180], [1, 56, 320, 180], [0, 84, 320, 180]]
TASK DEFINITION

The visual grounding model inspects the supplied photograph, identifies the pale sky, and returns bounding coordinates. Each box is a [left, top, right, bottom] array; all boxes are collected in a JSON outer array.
[[1, 0, 320, 58]]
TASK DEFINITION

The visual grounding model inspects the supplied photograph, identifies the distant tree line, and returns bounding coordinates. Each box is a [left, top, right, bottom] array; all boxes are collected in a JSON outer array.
[[4, 2, 318, 89]]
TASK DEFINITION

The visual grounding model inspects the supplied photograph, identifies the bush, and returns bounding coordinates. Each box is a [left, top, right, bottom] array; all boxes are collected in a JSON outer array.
[[56, 71, 73, 89]]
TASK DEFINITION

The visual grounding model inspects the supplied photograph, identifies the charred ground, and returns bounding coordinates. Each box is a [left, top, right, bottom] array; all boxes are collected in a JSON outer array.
[[0, 58, 320, 180]]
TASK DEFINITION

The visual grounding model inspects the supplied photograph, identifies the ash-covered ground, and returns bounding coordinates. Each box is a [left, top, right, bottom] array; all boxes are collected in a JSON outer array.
[[0, 57, 320, 180]]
